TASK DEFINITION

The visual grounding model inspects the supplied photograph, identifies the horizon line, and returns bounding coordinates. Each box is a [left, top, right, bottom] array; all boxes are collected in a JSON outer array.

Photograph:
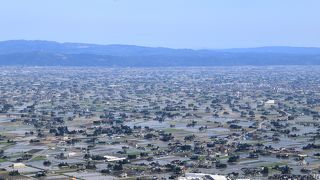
[[1, 39, 320, 50]]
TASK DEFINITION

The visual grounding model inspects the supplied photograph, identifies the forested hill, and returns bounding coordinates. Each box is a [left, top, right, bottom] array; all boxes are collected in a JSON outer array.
[[0, 40, 320, 67]]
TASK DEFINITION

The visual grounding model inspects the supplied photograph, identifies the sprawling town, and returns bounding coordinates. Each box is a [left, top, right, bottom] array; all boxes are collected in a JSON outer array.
[[0, 66, 319, 180]]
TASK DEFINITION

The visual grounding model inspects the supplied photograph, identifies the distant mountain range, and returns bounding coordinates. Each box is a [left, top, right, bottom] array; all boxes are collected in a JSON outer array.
[[0, 40, 320, 67]]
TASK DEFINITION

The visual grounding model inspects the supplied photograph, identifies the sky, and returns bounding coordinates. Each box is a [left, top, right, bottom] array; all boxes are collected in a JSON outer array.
[[0, 0, 319, 49]]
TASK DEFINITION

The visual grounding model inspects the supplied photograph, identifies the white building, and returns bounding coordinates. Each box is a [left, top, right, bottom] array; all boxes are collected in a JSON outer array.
[[104, 155, 126, 162], [178, 173, 229, 180], [12, 163, 26, 168], [265, 99, 276, 105]]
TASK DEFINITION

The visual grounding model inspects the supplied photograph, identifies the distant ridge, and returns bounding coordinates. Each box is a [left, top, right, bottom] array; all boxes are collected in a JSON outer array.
[[0, 40, 320, 67]]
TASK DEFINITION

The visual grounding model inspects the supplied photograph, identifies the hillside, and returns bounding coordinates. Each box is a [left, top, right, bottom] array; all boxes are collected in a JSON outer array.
[[0, 40, 320, 66]]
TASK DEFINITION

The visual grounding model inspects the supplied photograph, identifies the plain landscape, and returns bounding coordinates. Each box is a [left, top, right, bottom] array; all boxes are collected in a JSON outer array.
[[1, 0, 320, 179], [0, 66, 319, 179]]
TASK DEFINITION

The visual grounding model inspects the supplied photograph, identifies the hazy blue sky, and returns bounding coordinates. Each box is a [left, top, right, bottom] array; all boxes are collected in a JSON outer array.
[[0, 0, 319, 48]]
